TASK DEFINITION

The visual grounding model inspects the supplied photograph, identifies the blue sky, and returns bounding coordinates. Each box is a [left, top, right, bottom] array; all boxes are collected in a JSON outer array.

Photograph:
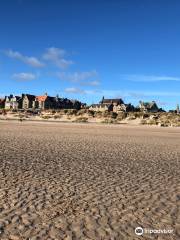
[[0, 0, 180, 109]]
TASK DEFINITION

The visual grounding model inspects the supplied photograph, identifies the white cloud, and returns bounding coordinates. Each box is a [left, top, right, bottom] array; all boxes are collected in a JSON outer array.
[[43, 47, 73, 68], [5, 49, 44, 67], [64, 87, 86, 94], [121, 74, 180, 82], [99, 90, 180, 98], [12, 72, 37, 81], [64, 88, 100, 95], [6, 50, 22, 59], [57, 70, 99, 87], [24, 57, 44, 68], [80, 80, 100, 86]]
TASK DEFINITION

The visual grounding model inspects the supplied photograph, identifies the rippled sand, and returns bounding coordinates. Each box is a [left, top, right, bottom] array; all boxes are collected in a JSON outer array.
[[0, 122, 179, 240]]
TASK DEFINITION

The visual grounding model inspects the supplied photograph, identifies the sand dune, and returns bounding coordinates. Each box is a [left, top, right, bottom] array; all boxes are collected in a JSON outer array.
[[0, 122, 179, 239]]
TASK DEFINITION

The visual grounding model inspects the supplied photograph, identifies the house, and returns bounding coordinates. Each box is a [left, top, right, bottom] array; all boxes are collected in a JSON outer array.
[[0, 98, 5, 108], [89, 96, 124, 112], [5, 95, 22, 110], [22, 94, 36, 109], [100, 96, 124, 106], [54, 98, 82, 110], [89, 103, 113, 112], [58, 98, 73, 109], [81, 103, 87, 109], [71, 99, 82, 110], [113, 103, 135, 112], [139, 101, 159, 112], [31, 93, 82, 110], [33, 93, 56, 110]]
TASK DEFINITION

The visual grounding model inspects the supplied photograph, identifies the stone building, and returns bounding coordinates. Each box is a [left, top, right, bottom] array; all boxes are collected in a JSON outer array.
[[70, 99, 82, 110], [2, 92, 82, 111], [58, 98, 73, 109], [89, 103, 113, 112], [100, 96, 124, 106], [0, 98, 5, 108], [33, 93, 56, 110], [5, 95, 22, 110], [22, 94, 36, 109], [32, 93, 83, 110], [139, 101, 159, 112], [113, 103, 135, 113], [89, 97, 125, 112]]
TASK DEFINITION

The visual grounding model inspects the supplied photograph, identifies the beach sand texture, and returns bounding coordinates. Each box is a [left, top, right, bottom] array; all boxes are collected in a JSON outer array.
[[0, 122, 180, 240]]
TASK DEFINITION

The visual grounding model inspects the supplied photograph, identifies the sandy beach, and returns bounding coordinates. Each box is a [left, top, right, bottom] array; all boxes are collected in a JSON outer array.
[[0, 121, 179, 239]]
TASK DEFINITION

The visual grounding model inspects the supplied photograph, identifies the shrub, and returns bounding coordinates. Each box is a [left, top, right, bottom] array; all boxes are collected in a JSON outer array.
[[54, 115, 62, 119], [147, 119, 158, 125], [41, 115, 51, 119], [63, 109, 68, 114], [94, 111, 102, 118], [140, 119, 147, 125], [117, 112, 127, 120], [88, 110, 95, 117], [102, 111, 109, 118], [111, 112, 118, 119], [158, 122, 169, 127], [127, 115, 136, 120], [73, 117, 88, 123], [101, 118, 117, 124], [66, 109, 78, 115], [76, 109, 87, 115]]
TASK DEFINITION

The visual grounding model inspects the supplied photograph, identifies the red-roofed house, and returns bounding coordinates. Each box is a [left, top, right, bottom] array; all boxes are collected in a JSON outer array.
[[32, 93, 83, 110], [33, 93, 57, 110]]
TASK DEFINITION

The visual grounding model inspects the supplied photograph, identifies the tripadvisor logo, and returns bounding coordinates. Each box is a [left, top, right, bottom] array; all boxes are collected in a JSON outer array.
[[135, 226, 174, 236], [135, 227, 144, 236]]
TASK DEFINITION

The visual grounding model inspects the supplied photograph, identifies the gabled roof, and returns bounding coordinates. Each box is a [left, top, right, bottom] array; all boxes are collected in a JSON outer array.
[[35, 95, 48, 102], [23, 94, 36, 101], [101, 98, 124, 104], [15, 96, 22, 102], [5, 95, 21, 101], [35, 95, 57, 102]]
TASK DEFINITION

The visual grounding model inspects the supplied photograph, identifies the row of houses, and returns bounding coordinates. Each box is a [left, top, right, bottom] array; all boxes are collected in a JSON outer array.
[[0, 94, 171, 113], [0, 93, 83, 110], [89, 97, 160, 113]]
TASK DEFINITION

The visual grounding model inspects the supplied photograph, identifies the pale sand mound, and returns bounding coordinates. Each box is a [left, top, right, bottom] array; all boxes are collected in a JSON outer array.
[[0, 122, 179, 240]]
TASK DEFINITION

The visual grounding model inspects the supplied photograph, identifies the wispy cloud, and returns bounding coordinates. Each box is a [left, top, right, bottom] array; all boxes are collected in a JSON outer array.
[[58, 70, 97, 82], [64, 87, 86, 94], [99, 90, 180, 98], [57, 70, 100, 86], [43, 47, 73, 69], [5, 49, 44, 67], [80, 80, 100, 86], [121, 74, 180, 82], [74, 89, 180, 99], [12, 72, 37, 81], [64, 87, 99, 95]]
